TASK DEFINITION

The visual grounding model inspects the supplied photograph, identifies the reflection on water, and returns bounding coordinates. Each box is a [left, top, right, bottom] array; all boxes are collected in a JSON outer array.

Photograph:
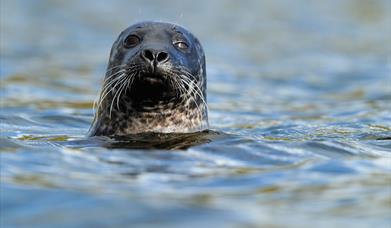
[[63, 131, 222, 150], [1, 0, 390, 227]]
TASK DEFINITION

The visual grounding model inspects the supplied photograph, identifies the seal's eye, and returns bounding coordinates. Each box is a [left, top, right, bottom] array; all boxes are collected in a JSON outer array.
[[174, 41, 189, 50], [124, 35, 140, 48]]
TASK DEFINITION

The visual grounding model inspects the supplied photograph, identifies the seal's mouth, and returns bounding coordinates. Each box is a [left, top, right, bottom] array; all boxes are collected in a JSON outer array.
[[142, 74, 165, 85], [128, 72, 176, 104]]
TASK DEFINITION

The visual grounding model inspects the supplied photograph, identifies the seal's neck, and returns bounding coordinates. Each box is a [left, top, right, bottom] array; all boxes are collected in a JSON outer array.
[[89, 102, 208, 136]]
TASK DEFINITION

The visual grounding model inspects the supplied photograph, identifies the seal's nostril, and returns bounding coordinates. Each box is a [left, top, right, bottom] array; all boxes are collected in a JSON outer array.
[[156, 52, 169, 63], [142, 49, 154, 62], [142, 49, 169, 64]]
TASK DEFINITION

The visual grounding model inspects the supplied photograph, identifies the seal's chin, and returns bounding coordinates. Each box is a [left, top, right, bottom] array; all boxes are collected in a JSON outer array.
[[128, 73, 176, 104]]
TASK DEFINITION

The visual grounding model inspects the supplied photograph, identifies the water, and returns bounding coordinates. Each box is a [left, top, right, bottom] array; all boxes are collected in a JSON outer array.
[[1, 0, 390, 227]]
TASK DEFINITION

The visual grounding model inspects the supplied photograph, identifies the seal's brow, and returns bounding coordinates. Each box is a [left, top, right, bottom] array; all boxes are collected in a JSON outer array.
[[171, 25, 184, 35], [170, 25, 185, 36]]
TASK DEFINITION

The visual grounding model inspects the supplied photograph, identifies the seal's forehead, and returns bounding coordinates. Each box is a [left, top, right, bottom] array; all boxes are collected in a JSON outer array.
[[123, 21, 194, 38]]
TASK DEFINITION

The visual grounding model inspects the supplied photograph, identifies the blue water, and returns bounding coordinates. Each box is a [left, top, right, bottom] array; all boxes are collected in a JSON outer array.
[[1, 0, 390, 227]]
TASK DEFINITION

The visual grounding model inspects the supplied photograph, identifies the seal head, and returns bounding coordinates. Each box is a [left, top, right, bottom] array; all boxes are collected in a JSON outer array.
[[89, 21, 208, 136]]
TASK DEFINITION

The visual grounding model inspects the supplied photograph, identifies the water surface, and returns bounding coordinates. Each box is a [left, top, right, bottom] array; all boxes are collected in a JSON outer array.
[[1, 0, 390, 227]]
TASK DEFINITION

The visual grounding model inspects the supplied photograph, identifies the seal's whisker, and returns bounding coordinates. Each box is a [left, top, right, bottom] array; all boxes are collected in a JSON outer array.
[[104, 64, 128, 74], [97, 73, 126, 115], [188, 89, 203, 118], [180, 76, 208, 114], [170, 77, 183, 97], [115, 71, 136, 111], [179, 78, 203, 118], [190, 81, 208, 113], [176, 80, 186, 97], [124, 72, 134, 92], [109, 75, 129, 119], [100, 65, 141, 115], [105, 63, 141, 79], [173, 66, 203, 86], [97, 73, 127, 105], [187, 81, 208, 117], [115, 76, 129, 111], [166, 69, 190, 97], [123, 71, 138, 96], [103, 69, 126, 84], [93, 71, 126, 114], [99, 74, 126, 102], [178, 76, 189, 96], [166, 69, 205, 118]]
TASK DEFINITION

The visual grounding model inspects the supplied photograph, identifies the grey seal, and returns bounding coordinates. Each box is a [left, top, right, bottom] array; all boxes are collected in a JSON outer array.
[[89, 21, 208, 136]]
